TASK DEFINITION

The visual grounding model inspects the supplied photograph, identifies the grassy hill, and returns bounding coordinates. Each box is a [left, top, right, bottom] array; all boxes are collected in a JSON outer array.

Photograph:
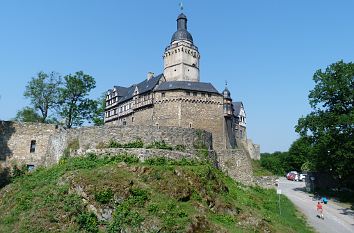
[[0, 154, 313, 233]]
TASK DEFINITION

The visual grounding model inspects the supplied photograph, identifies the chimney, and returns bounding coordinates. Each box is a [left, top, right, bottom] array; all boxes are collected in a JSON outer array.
[[147, 72, 154, 80]]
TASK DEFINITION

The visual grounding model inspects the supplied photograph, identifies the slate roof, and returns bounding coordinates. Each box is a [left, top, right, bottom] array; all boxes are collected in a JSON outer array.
[[232, 102, 243, 116], [114, 74, 164, 104], [112, 86, 129, 97], [155, 81, 220, 94]]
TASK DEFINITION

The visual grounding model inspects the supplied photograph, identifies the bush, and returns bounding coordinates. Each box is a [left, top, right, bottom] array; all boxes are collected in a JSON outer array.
[[107, 139, 144, 149], [146, 140, 173, 150], [76, 212, 99, 233], [95, 188, 114, 204], [175, 144, 186, 152]]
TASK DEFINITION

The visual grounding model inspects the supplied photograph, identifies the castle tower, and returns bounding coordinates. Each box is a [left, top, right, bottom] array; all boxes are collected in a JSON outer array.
[[163, 13, 200, 82]]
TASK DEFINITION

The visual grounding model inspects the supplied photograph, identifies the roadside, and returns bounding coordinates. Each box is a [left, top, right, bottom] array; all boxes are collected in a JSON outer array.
[[278, 177, 354, 233]]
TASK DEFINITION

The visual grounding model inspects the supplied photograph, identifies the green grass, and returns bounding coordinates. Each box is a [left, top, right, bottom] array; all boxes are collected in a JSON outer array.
[[0, 154, 314, 233]]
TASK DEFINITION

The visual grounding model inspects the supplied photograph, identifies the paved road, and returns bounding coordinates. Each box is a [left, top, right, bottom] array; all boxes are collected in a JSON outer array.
[[278, 177, 354, 233]]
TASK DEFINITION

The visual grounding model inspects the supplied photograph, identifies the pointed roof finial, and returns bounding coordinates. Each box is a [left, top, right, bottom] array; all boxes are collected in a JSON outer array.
[[179, 2, 184, 12], [225, 80, 228, 87]]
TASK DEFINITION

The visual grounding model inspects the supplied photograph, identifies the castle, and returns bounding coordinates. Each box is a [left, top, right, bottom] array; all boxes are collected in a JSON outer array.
[[104, 13, 259, 154], [0, 12, 259, 185]]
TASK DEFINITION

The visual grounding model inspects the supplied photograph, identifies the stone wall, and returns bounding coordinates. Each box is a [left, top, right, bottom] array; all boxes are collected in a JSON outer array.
[[0, 122, 212, 167], [0, 121, 254, 185], [153, 90, 229, 150], [236, 138, 260, 160], [0, 121, 59, 167], [216, 149, 253, 185]]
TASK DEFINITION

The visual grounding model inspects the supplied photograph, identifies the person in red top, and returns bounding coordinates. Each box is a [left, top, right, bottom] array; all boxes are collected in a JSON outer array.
[[317, 202, 324, 219]]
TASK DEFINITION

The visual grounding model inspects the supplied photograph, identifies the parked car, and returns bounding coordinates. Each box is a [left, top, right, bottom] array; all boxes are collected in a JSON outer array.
[[287, 173, 295, 181], [286, 171, 299, 181], [299, 173, 307, 181]]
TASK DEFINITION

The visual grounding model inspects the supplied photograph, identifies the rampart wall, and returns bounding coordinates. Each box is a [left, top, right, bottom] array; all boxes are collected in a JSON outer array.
[[0, 121, 253, 184], [0, 121, 212, 167]]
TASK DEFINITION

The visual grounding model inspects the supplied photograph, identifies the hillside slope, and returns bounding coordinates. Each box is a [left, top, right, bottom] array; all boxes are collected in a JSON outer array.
[[0, 154, 313, 233]]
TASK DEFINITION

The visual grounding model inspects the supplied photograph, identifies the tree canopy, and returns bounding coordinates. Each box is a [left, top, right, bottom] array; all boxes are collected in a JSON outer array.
[[23, 71, 61, 123], [296, 60, 354, 185], [14, 107, 43, 123], [58, 71, 97, 128]]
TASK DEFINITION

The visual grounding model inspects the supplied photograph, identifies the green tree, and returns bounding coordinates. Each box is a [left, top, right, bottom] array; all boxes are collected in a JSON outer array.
[[24, 71, 61, 122], [260, 152, 288, 175], [14, 107, 43, 123], [58, 71, 97, 128], [287, 136, 312, 172], [92, 93, 106, 126], [296, 60, 354, 185]]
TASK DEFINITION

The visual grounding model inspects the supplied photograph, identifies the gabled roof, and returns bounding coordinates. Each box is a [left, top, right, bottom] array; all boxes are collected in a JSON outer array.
[[232, 102, 244, 116], [116, 74, 164, 104], [113, 86, 129, 97], [155, 81, 220, 94]]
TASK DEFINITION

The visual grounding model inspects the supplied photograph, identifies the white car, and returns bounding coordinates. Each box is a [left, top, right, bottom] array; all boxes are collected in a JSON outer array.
[[299, 174, 307, 181]]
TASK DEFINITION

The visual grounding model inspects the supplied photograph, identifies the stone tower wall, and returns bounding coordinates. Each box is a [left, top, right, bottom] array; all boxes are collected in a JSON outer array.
[[153, 90, 229, 150], [163, 42, 200, 82]]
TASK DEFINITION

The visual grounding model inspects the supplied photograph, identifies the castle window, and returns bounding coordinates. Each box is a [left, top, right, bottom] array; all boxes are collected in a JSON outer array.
[[186, 91, 190, 96], [193, 92, 197, 96], [132, 117, 134, 122], [156, 123, 159, 129], [208, 93, 212, 97], [161, 92, 165, 97], [30, 140, 36, 153], [189, 123, 192, 128], [201, 93, 205, 97], [27, 164, 35, 172], [123, 121, 127, 126]]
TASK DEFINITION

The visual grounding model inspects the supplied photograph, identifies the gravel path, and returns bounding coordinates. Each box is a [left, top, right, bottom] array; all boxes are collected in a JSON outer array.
[[278, 177, 354, 233]]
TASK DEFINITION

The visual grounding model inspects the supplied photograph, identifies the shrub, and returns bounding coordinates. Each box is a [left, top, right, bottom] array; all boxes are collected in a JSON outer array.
[[124, 138, 144, 148], [76, 212, 99, 233], [146, 140, 173, 150], [107, 139, 144, 149], [95, 188, 114, 204], [108, 139, 123, 148], [175, 144, 186, 152]]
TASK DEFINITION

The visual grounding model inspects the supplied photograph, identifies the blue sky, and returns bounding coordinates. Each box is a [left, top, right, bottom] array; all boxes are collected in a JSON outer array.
[[0, 1, 353, 152]]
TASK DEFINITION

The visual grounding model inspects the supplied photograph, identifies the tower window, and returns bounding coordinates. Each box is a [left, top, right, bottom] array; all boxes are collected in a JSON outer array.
[[208, 94, 212, 97], [201, 93, 205, 97], [189, 123, 192, 128], [186, 91, 190, 96], [193, 92, 197, 96], [132, 117, 134, 122], [30, 140, 36, 153], [123, 121, 127, 126], [161, 92, 165, 97]]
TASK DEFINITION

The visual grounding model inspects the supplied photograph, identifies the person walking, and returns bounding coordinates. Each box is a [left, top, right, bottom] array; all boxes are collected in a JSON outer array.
[[317, 202, 324, 219]]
